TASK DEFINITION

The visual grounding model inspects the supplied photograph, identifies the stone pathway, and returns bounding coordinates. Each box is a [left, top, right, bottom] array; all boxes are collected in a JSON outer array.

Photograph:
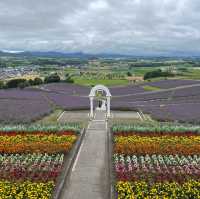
[[60, 110, 109, 199]]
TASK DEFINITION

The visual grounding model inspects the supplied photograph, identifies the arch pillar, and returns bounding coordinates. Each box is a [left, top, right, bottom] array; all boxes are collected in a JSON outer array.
[[89, 96, 94, 118], [107, 96, 111, 117]]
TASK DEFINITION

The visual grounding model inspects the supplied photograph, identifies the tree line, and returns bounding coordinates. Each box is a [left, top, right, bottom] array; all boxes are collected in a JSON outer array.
[[0, 73, 74, 89], [144, 69, 175, 80]]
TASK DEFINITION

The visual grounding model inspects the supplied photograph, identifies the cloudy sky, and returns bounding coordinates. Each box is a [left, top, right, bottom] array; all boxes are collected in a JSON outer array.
[[0, 0, 200, 55]]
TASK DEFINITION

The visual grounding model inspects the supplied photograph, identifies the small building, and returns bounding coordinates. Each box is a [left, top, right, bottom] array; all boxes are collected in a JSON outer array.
[[161, 65, 177, 74], [126, 76, 144, 84]]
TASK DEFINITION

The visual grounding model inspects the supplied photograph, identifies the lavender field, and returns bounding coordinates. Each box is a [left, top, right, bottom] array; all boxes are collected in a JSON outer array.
[[0, 80, 200, 123], [139, 103, 200, 123], [109, 85, 145, 96], [40, 83, 90, 96], [41, 83, 146, 96], [112, 84, 200, 123], [144, 79, 200, 89], [0, 89, 46, 100], [0, 98, 52, 123], [46, 93, 89, 110]]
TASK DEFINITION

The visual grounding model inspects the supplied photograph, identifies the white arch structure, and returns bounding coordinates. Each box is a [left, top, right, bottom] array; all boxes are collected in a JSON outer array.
[[89, 85, 112, 118]]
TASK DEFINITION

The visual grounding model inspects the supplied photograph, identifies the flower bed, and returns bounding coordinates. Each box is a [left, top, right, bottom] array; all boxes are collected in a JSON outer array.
[[112, 124, 200, 198], [0, 124, 80, 198], [114, 135, 200, 155], [116, 180, 200, 199], [0, 181, 54, 199], [0, 153, 64, 182], [0, 134, 77, 153]]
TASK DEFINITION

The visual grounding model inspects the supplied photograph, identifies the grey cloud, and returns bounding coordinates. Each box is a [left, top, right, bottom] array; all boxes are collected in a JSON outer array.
[[0, 0, 200, 54]]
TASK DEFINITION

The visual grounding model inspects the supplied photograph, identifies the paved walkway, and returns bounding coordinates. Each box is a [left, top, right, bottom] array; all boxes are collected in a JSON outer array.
[[61, 110, 109, 199]]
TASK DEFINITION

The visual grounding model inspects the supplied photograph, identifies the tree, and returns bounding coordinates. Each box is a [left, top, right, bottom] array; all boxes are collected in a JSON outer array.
[[144, 69, 174, 80], [44, 73, 60, 83], [28, 79, 34, 86], [18, 81, 30, 89], [65, 73, 69, 78], [6, 79, 27, 88], [65, 73, 74, 83], [65, 77, 74, 83], [127, 71, 132, 77], [33, 77, 43, 85], [0, 81, 4, 89]]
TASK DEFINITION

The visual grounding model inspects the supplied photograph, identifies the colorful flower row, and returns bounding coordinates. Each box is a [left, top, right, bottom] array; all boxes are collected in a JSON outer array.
[[114, 131, 198, 137], [0, 131, 75, 136], [0, 181, 54, 199], [114, 135, 200, 155], [0, 134, 77, 153], [0, 153, 64, 182], [113, 124, 200, 198], [0, 124, 80, 198], [0, 123, 81, 133], [112, 123, 200, 135], [114, 154, 200, 184], [0, 134, 77, 143], [116, 180, 200, 199]]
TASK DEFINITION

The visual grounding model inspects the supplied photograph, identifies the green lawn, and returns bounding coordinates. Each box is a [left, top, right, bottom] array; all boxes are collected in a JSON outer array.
[[131, 67, 160, 76], [181, 69, 200, 79], [73, 78, 129, 86], [142, 85, 161, 91], [36, 109, 63, 124]]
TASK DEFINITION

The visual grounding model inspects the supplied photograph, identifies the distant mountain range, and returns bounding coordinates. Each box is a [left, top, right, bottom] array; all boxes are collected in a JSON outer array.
[[0, 50, 134, 59], [0, 50, 199, 59]]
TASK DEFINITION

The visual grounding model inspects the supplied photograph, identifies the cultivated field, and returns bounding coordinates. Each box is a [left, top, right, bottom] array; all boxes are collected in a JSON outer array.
[[0, 79, 200, 124]]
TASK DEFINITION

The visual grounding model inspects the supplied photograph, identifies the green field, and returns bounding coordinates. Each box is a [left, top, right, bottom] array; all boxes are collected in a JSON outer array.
[[73, 78, 129, 86], [142, 85, 161, 91], [130, 67, 161, 76], [36, 109, 63, 124], [181, 69, 200, 79]]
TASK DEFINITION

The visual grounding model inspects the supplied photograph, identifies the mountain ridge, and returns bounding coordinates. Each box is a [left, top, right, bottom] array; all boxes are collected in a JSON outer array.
[[0, 50, 199, 59]]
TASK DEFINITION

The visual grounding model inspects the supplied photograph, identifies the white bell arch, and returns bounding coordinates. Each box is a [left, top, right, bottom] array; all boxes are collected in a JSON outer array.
[[89, 85, 112, 118]]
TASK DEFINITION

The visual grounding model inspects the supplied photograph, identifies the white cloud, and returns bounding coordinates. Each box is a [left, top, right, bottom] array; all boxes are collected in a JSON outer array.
[[0, 0, 200, 55], [89, 0, 109, 10]]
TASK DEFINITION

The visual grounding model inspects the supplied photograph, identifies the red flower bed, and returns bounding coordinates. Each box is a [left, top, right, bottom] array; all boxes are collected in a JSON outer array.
[[114, 131, 198, 137], [0, 131, 75, 136]]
